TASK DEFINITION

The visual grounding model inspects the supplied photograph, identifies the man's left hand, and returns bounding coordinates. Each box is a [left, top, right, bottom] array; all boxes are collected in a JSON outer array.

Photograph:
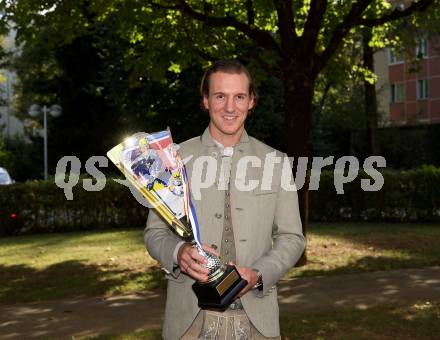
[[233, 265, 259, 297]]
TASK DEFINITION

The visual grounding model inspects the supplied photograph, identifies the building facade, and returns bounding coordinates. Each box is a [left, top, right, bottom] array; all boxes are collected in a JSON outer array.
[[0, 28, 23, 138], [375, 37, 440, 126]]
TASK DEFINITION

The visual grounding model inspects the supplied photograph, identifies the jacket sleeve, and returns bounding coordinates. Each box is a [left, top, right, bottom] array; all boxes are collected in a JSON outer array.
[[251, 155, 306, 296], [144, 209, 183, 278]]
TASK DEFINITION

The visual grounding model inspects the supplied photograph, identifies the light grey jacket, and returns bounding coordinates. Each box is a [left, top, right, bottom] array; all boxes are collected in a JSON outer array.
[[144, 128, 306, 339]]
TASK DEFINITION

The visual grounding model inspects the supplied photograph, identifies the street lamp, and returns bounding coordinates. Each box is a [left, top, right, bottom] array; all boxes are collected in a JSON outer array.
[[28, 104, 62, 180]]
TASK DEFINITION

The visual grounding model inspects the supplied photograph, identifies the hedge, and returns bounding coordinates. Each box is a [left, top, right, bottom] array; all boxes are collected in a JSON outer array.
[[0, 179, 147, 236], [0, 167, 439, 236], [310, 166, 440, 222]]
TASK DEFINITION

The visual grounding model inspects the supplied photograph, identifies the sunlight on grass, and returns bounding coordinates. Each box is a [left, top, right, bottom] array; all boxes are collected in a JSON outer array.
[[1, 223, 439, 303]]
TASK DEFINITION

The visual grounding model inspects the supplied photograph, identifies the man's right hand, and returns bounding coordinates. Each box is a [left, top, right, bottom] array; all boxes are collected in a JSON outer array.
[[177, 243, 218, 282]]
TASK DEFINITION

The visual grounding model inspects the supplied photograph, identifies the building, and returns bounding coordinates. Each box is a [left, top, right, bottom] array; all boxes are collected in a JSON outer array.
[[375, 36, 440, 125], [0, 27, 24, 138]]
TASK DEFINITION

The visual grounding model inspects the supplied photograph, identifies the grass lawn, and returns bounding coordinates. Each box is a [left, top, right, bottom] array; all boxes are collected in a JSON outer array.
[[280, 301, 440, 340], [80, 301, 440, 340], [288, 222, 440, 278], [0, 229, 165, 304], [0, 223, 439, 304]]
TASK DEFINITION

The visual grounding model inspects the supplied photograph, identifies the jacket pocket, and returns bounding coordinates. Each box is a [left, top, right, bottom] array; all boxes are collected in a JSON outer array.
[[165, 271, 186, 283]]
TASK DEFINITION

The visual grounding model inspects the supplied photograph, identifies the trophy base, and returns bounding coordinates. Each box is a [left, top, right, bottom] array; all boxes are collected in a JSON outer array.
[[192, 265, 248, 311]]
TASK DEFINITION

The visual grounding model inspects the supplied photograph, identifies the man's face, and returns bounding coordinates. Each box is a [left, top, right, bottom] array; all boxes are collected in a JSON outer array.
[[203, 71, 254, 144]]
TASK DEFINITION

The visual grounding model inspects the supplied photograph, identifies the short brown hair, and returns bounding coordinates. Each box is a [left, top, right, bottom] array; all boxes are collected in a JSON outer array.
[[200, 59, 258, 109]]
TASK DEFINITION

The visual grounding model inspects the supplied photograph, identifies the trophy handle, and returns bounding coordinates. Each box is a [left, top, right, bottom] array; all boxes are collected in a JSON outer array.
[[172, 218, 193, 240]]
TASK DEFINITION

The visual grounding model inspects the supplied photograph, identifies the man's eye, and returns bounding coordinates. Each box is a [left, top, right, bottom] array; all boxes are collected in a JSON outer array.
[[215, 94, 225, 100]]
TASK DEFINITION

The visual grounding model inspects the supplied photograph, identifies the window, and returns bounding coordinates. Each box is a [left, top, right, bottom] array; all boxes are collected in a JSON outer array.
[[416, 38, 428, 58], [388, 48, 404, 64], [390, 83, 405, 103], [417, 79, 428, 100]]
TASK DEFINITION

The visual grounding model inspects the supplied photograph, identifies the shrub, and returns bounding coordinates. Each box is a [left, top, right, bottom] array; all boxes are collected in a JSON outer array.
[[0, 178, 147, 236], [310, 166, 440, 222], [1, 166, 439, 236]]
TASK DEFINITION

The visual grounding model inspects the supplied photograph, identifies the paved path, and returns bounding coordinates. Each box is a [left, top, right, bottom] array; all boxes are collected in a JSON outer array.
[[1, 267, 439, 339]]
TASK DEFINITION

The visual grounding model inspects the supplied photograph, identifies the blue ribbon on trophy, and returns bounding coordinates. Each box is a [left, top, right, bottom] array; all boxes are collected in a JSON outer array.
[[181, 164, 203, 248]]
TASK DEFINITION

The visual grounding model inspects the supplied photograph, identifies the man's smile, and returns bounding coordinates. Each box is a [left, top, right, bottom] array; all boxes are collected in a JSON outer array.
[[223, 115, 238, 121]]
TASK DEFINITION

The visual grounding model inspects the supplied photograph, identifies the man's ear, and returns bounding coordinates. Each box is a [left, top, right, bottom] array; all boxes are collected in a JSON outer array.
[[248, 94, 255, 111], [203, 95, 209, 111]]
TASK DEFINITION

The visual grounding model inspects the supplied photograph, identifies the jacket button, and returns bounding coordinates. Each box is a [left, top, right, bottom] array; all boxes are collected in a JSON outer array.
[[215, 213, 222, 219]]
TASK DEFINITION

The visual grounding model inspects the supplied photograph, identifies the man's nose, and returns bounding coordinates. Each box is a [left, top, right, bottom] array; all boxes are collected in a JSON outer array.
[[225, 96, 235, 113]]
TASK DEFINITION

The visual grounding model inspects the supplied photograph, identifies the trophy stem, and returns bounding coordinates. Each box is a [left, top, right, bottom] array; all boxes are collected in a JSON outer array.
[[194, 244, 207, 257], [194, 245, 227, 283]]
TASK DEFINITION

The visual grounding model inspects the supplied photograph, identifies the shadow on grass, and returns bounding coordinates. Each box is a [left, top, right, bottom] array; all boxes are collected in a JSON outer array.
[[54, 302, 440, 340], [77, 303, 440, 340], [0, 260, 166, 304], [0, 229, 144, 252], [84, 330, 162, 340], [298, 255, 440, 277], [296, 222, 440, 276], [280, 302, 440, 340], [308, 223, 440, 247]]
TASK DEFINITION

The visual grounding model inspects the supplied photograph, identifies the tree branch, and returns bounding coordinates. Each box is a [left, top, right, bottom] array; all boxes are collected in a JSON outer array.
[[181, 25, 217, 62], [189, 45, 217, 62], [178, 0, 281, 55], [359, 0, 435, 27], [149, 1, 179, 10], [302, 0, 328, 52], [236, 47, 282, 79], [316, 0, 374, 74], [246, 0, 255, 26], [317, 0, 435, 74], [274, 0, 297, 57]]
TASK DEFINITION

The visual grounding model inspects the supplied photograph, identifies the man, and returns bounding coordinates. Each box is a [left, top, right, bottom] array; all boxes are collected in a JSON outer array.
[[144, 60, 305, 339]]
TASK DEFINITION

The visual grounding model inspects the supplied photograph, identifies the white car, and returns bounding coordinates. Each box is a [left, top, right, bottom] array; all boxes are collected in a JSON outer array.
[[0, 167, 14, 185]]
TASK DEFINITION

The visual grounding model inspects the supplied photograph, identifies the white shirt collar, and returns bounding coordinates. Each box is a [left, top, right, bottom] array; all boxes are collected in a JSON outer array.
[[213, 139, 234, 157]]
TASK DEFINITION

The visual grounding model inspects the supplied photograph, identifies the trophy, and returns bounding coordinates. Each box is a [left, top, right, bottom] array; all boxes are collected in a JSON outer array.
[[107, 129, 247, 310]]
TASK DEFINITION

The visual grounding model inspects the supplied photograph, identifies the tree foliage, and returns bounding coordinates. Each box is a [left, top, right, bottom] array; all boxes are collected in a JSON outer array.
[[0, 135, 13, 169], [1, 0, 438, 229]]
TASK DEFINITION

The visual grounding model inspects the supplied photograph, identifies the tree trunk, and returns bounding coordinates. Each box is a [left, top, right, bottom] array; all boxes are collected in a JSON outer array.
[[363, 28, 380, 156], [282, 65, 315, 266]]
